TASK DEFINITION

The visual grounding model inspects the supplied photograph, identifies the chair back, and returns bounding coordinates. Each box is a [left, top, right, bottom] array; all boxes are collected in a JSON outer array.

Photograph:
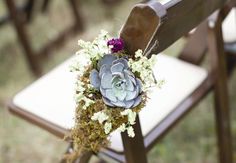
[[120, 0, 228, 57], [118, 1, 229, 163]]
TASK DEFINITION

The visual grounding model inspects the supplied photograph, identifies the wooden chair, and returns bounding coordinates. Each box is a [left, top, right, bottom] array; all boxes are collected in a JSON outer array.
[[7, 0, 234, 163], [180, 0, 236, 72], [0, 0, 35, 26], [4, 0, 84, 77]]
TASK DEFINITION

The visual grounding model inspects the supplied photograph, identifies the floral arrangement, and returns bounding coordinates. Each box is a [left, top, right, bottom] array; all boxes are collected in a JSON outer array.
[[67, 30, 159, 161]]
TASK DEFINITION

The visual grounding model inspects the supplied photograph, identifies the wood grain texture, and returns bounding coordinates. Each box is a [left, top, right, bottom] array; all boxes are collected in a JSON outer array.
[[120, 0, 228, 57], [121, 116, 147, 163], [208, 10, 233, 163], [146, 0, 228, 56], [120, 1, 166, 56], [178, 21, 208, 65], [5, 0, 42, 76], [4, 0, 84, 77]]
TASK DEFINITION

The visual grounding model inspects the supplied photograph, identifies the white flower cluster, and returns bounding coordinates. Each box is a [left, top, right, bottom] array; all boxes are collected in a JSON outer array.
[[70, 30, 110, 75], [121, 109, 137, 125], [116, 109, 137, 137], [117, 123, 135, 138], [104, 122, 112, 134], [91, 111, 113, 134], [74, 80, 94, 110], [77, 30, 110, 61], [71, 30, 111, 110], [74, 84, 94, 110], [128, 50, 157, 91], [70, 53, 91, 76], [75, 94, 94, 110], [90, 109, 138, 137], [91, 111, 109, 123]]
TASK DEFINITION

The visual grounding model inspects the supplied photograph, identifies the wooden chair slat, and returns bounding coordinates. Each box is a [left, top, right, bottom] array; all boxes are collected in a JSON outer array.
[[146, 0, 228, 56], [120, 0, 228, 56]]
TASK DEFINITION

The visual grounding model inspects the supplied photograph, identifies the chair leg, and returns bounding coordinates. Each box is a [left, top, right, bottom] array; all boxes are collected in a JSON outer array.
[[24, 0, 36, 23], [75, 152, 93, 163], [60, 143, 73, 163], [68, 0, 84, 31], [121, 116, 147, 163], [42, 0, 51, 12], [60, 143, 93, 163], [4, 0, 42, 77], [207, 13, 233, 163], [213, 92, 233, 163]]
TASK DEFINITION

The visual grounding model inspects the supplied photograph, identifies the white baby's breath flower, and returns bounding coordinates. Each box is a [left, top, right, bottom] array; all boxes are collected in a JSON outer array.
[[77, 39, 86, 47], [71, 51, 91, 76], [104, 122, 112, 134], [120, 109, 130, 116], [82, 105, 87, 110], [77, 30, 110, 63], [121, 109, 137, 125], [75, 81, 85, 92], [127, 126, 135, 138], [87, 84, 94, 89], [117, 123, 126, 132], [128, 111, 136, 125], [135, 49, 143, 58], [99, 30, 108, 36], [82, 97, 95, 110], [128, 49, 158, 91], [74, 78, 95, 110], [91, 111, 109, 124], [74, 93, 84, 102]]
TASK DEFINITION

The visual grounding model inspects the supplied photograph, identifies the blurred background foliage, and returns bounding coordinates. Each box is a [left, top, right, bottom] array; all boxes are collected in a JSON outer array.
[[0, 0, 235, 163]]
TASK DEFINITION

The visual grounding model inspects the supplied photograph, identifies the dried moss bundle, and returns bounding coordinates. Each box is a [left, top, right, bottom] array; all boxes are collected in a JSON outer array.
[[66, 31, 158, 162], [65, 95, 146, 162], [65, 68, 146, 161]]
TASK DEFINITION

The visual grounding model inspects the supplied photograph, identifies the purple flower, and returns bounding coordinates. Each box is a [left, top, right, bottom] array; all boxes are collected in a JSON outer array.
[[107, 38, 124, 53]]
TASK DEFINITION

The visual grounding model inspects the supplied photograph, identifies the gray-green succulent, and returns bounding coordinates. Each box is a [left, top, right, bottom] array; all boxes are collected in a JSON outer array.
[[89, 54, 142, 109]]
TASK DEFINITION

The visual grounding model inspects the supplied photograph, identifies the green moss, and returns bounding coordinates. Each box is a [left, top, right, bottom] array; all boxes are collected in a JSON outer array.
[[65, 63, 148, 163]]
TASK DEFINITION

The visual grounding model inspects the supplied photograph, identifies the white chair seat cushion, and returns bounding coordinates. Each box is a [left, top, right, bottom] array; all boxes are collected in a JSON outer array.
[[13, 54, 207, 152], [223, 8, 236, 43]]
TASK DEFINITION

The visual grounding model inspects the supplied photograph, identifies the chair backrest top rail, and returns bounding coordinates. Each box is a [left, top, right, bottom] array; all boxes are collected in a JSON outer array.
[[120, 0, 229, 57]]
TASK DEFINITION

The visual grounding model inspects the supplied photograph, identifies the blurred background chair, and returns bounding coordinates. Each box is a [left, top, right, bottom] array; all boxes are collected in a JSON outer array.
[[6, 0, 235, 163], [4, 0, 84, 77], [0, 0, 34, 26]]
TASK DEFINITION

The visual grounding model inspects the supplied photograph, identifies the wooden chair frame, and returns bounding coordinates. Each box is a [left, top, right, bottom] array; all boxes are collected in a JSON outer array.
[[109, 1, 233, 163], [7, 0, 235, 163], [179, 0, 236, 69], [4, 0, 84, 76], [0, 0, 35, 26]]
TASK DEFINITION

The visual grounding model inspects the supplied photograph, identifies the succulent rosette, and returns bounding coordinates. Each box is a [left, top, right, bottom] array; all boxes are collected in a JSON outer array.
[[90, 54, 142, 109]]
